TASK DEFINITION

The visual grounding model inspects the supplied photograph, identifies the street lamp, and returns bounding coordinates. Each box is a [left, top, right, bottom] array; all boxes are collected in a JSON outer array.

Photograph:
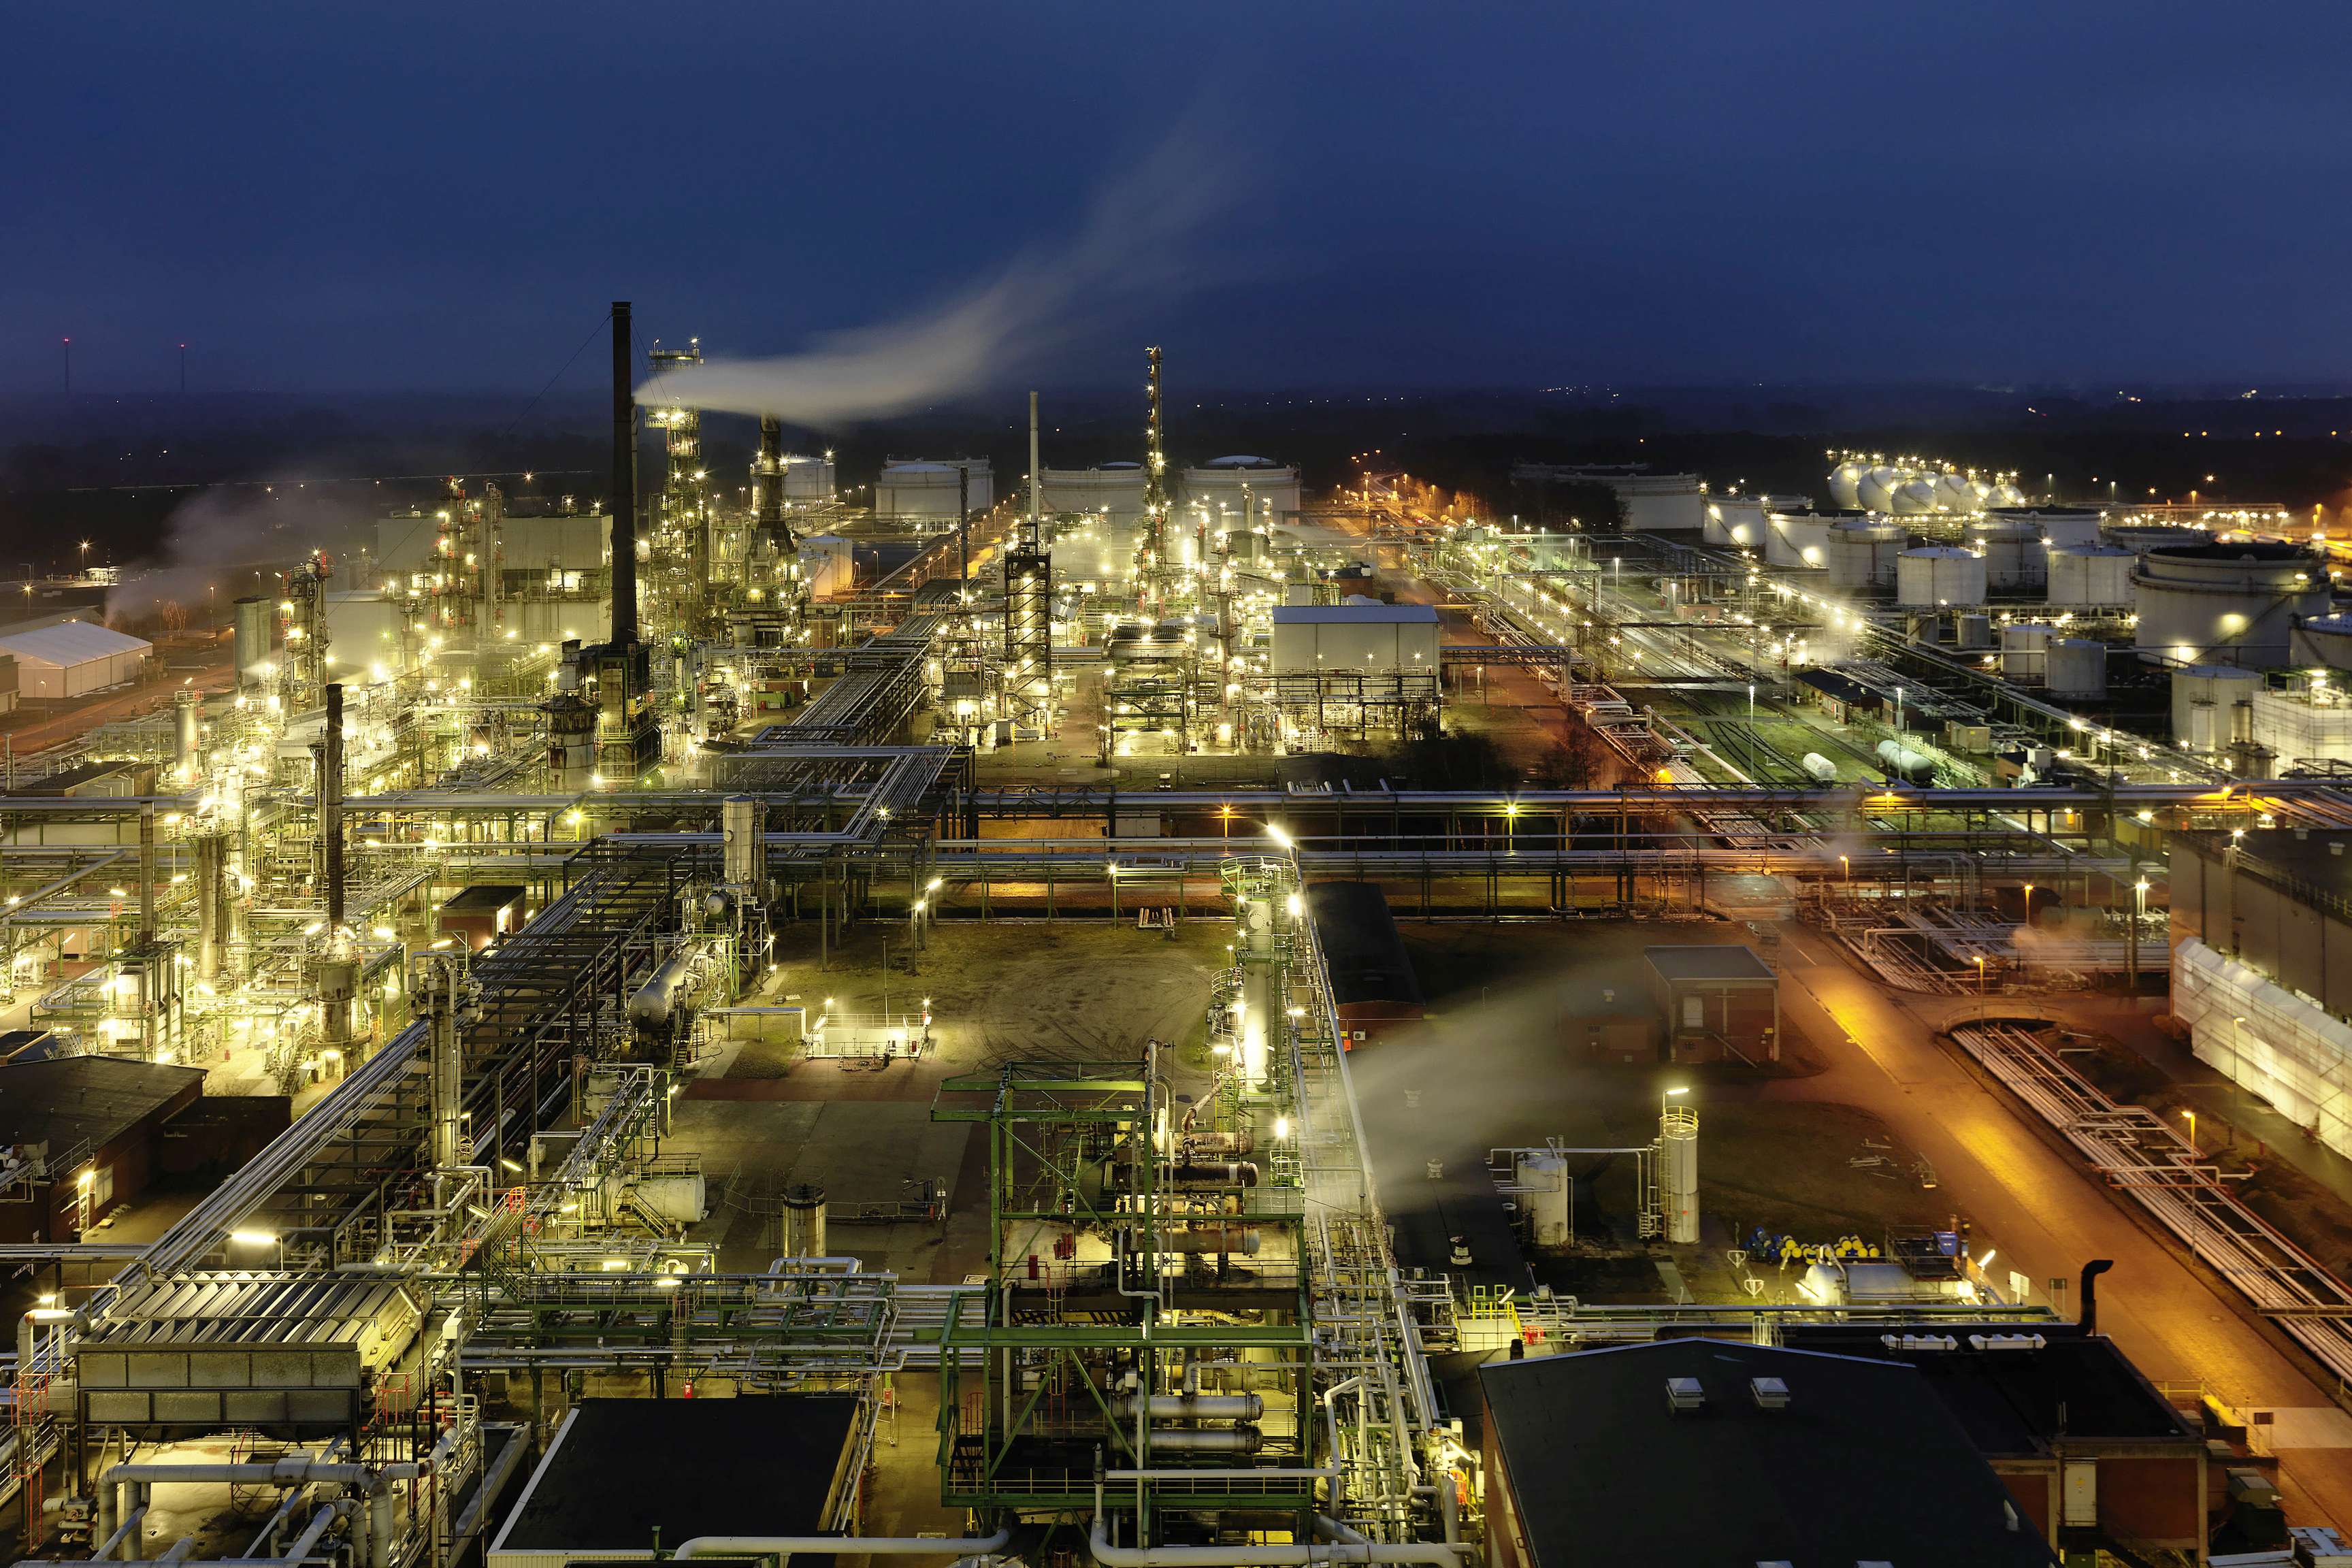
[[2021, 883, 2034, 929], [2181, 1108, 2198, 1157], [229, 1229, 284, 1268]]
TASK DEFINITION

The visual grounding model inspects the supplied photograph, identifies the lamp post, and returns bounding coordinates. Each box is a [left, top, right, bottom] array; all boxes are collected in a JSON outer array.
[[2182, 1108, 2198, 1158], [2021, 883, 2034, 929]]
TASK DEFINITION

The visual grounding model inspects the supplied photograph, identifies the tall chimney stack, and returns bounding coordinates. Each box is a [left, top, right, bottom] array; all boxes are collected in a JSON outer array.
[[757, 416, 784, 532], [610, 301, 639, 646], [1028, 390, 1042, 534], [322, 683, 344, 930]]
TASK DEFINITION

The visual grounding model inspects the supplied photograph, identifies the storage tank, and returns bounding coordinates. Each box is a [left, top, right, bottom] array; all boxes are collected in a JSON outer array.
[[2132, 541, 2330, 667], [1516, 1152, 1569, 1247], [2045, 544, 2136, 608], [1660, 1109, 1698, 1245], [1799, 752, 1839, 783], [783, 1182, 828, 1257], [2292, 613, 2352, 672], [1876, 739, 1937, 781], [1989, 478, 2029, 507], [1827, 461, 1866, 510], [2172, 665, 2263, 751], [1893, 478, 1941, 515], [1965, 518, 2047, 591], [875, 459, 991, 520], [1935, 472, 1982, 513], [1766, 511, 1837, 570], [1857, 466, 1907, 513], [1826, 519, 1907, 590], [2046, 638, 2109, 699], [2104, 520, 2207, 555], [1993, 507, 2102, 550], [2001, 623, 2054, 682], [233, 595, 274, 686], [1897, 546, 1988, 608], [1703, 494, 1767, 550], [799, 534, 855, 600]]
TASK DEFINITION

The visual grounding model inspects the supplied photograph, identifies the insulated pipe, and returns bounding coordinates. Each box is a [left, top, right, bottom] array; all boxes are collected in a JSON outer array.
[[103, 1460, 422, 1488], [1144, 1427, 1262, 1454], [1086, 1516, 1465, 1566], [1111, 1393, 1264, 1421], [137, 802, 156, 945], [674, 1530, 1010, 1559], [611, 301, 638, 646]]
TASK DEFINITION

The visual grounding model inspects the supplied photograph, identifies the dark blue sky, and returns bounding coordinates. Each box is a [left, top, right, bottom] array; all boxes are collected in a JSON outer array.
[[7, 2, 2349, 397]]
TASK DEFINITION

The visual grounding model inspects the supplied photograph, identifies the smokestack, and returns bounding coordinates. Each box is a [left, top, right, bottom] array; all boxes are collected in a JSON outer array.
[[610, 301, 639, 646], [756, 416, 783, 530], [322, 683, 344, 930], [1028, 390, 1042, 531], [2078, 1258, 2113, 1334]]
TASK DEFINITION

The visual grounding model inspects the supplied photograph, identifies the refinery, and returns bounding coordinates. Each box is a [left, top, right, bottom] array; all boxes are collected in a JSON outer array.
[[14, 306, 2352, 1568]]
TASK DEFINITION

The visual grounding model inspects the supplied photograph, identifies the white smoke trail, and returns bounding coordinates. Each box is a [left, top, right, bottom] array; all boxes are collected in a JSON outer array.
[[636, 116, 1241, 423]]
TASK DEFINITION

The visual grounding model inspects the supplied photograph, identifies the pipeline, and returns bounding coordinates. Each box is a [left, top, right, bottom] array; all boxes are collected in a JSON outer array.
[[676, 1529, 1011, 1559], [1109, 1393, 1264, 1422], [1086, 1515, 1464, 1566]]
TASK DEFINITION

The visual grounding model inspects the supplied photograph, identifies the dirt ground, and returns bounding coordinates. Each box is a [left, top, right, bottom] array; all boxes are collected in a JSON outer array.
[[1358, 919, 1951, 1303], [666, 918, 1232, 1282]]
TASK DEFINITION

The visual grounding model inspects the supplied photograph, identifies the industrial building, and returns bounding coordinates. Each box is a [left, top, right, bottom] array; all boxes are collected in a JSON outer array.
[[0, 623, 148, 701], [874, 457, 990, 520]]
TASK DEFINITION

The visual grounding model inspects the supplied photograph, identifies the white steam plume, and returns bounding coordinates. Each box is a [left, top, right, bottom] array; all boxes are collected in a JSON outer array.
[[108, 487, 375, 624], [636, 116, 1241, 423]]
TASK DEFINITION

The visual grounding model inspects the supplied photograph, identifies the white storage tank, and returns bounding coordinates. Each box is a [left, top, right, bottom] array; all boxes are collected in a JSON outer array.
[[2132, 541, 2330, 667], [2045, 544, 2136, 608], [2292, 613, 2352, 672], [1965, 518, 2047, 591], [2104, 520, 2207, 556], [1827, 519, 1907, 590], [1934, 472, 1982, 513], [1516, 1152, 1569, 1247], [1989, 478, 2028, 507], [1269, 603, 1441, 675], [1893, 478, 1942, 515], [1857, 466, 1908, 513], [1993, 507, 2102, 550], [1766, 511, 1837, 569], [1897, 546, 1988, 608], [2002, 622, 2054, 681], [2046, 638, 2109, 698], [1703, 494, 1767, 549], [1800, 751, 1839, 783], [1827, 461, 1866, 510], [799, 534, 855, 600], [1043, 462, 1150, 522], [875, 459, 992, 520], [1183, 456, 1302, 526], [779, 453, 836, 502], [2172, 665, 2263, 751]]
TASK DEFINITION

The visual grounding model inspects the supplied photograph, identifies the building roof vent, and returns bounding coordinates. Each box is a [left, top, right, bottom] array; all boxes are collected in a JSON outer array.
[[1665, 1376, 1705, 1412], [1749, 1375, 1791, 1410]]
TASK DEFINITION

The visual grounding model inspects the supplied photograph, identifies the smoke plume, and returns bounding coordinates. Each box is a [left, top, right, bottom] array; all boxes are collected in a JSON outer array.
[[636, 118, 1241, 423], [108, 487, 376, 625]]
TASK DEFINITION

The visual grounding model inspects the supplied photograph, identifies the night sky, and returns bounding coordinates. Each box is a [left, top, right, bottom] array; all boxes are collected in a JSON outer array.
[[6, 2, 2349, 397]]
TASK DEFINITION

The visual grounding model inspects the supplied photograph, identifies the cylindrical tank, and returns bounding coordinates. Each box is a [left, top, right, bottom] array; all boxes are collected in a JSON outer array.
[[1765, 512, 1835, 569], [1876, 739, 1937, 782], [798, 534, 856, 600], [782, 1182, 828, 1257], [1897, 546, 1988, 608], [1661, 1107, 1699, 1245], [2132, 541, 2330, 667], [2293, 614, 2352, 672], [1827, 519, 1906, 589], [2046, 638, 2109, 698], [1112, 1392, 1266, 1421], [1827, 461, 1866, 510], [1703, 495, 1767, 550], [1934, 473, 1981, 513], [1145, 1428, 1263, 1454], [1799, 752, 1839, 783], [2104, 521, 2208, 555], [1957, 612, 1992, 649], [1157, 1224, 1262, 1256], [1991, 507, 2103, 550], [2172, 665, 2264, 751], [174, 689, 201, 779], [1965, 519, 2047, 591], [233, 595, 274, 685], [2001, 623, 2055, 682], [2045, 545, 2136, 607], [1989, 479, 2028, 507], [1857, 466, 1907, 514], [1893, 478, 1941, 515], [722, 796, 766, 888], [1516, 1152, 1569, 1247]]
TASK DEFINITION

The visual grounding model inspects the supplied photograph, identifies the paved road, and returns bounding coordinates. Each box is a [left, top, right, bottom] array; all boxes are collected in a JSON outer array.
[[1767, 925, 2352, 1525]]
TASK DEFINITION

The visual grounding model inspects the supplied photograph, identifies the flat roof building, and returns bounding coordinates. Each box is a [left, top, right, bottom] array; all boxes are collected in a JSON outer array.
[[0, 620, 150, 700]]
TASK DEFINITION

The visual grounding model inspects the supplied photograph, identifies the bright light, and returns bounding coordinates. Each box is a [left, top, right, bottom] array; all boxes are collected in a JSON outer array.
[[1665, 1085, 1688, 1098], [1272, 1116, 1290, 1139], [229, 1229, 275, 1247], [1264, 823, 1292, 850]]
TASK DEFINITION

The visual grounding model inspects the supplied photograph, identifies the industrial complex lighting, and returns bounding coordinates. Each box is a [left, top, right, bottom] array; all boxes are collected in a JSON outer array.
[[229, 1230, 276, 1247]]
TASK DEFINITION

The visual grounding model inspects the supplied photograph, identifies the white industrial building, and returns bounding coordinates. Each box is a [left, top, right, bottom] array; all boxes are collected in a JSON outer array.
[[0, 621, 150, 699], [1042, 463, 1149, 521], [1181, 457, 1301, 525], [1269, 604, 1440, 676], [875, 459, 991, 520]]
